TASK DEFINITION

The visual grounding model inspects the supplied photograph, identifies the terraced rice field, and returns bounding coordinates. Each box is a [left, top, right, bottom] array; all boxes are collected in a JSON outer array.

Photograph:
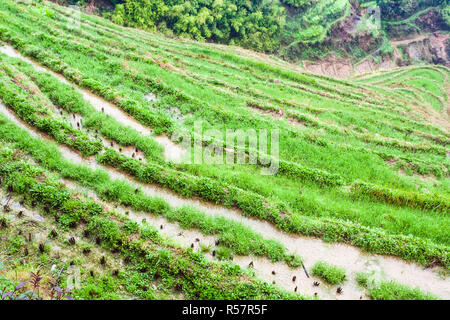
[[0, 1, 448, 300]]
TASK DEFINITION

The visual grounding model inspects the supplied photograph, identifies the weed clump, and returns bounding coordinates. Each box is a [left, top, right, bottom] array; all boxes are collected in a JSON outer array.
[[311, 261, 346, 285]]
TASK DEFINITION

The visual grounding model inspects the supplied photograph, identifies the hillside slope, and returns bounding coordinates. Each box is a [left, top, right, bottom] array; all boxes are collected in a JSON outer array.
[[287, 0, 450, 76], [0, 0, 448, 300], [53, 0, 450, 77]]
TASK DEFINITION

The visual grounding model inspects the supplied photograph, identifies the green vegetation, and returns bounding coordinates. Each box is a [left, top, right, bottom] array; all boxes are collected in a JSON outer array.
[[368, 282, 438, 300], [0, 0, 448, 265], [56, 0, 449, 62], [283, 0, 350, 44], [110, 0, 284, 52], [351, 181, 450, 212], [0, 110, 300, 266], [0, 61, 102, 156], [377, 0, 447, 22], [311, 261, 346, 285], [0, 0, 448, 300], [355, 271, 370, 287], [356, 272, 438, 300]]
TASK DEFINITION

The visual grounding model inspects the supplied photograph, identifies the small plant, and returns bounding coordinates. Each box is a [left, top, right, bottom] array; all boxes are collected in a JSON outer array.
[[285, 255, 303, 268], [30, 270, 43, 298], [199, 243, 212, 253], [311, 261, 346, 285], [355, 272, 438, 300]]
